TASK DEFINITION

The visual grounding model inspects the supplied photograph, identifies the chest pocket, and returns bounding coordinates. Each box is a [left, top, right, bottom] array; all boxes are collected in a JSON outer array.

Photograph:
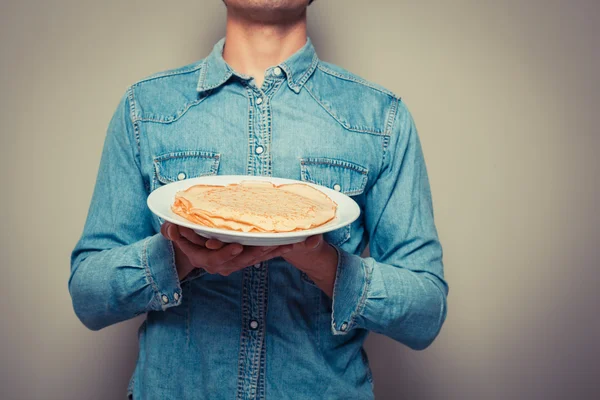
[[300, 157, 368, 247], [152, 150, 221, 191]]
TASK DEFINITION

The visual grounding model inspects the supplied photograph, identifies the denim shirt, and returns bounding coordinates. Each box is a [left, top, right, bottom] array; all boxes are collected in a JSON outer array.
[[69, 37, 448, 400]]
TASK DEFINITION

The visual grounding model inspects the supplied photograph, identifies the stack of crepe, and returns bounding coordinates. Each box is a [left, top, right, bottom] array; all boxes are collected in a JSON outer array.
[[171, 180, 337, 233]]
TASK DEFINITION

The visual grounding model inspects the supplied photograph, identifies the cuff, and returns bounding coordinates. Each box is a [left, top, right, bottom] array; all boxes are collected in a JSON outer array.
[[143, 233, 183, 311], [330, 244, 372, 335]]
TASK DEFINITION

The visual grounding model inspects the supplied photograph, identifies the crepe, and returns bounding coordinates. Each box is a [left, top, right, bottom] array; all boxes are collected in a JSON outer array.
[[171, 180, 337, 233]]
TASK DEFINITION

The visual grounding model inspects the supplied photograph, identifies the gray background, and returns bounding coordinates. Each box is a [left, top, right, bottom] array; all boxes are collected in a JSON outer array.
[[1, 0, 599, 399]]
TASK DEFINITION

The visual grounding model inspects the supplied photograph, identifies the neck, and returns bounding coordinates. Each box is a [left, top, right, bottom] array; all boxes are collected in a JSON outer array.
[[223, 9, 307, 88]]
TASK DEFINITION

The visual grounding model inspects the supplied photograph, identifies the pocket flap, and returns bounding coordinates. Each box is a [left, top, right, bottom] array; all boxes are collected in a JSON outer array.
[[153, 151, 221, 184], [300, 157, 368, 196]]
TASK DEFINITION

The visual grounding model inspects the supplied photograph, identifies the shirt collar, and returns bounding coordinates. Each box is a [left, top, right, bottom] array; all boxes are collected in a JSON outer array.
[[196, 37, 319, 94]]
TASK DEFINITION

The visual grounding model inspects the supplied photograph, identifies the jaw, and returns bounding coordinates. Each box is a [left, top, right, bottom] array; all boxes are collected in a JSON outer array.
[[225, 0, 309, 25]]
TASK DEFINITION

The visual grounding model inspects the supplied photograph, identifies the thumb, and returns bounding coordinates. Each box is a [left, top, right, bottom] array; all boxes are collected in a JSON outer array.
[[303, 235, 323, 251]]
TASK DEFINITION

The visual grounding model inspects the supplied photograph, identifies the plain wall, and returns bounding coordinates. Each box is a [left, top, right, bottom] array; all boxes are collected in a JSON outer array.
[[1, 0, 598, 399]]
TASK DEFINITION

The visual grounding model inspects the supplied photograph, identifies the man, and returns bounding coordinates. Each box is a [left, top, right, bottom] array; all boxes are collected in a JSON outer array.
[[69, 0, 448, 398]]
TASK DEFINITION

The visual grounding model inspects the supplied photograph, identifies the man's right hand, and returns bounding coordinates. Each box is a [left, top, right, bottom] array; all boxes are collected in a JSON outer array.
[[160, 222, 293, 280]]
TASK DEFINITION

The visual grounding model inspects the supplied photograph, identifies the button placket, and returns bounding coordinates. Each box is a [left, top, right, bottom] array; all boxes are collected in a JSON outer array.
[[236, 86, 271, 399]]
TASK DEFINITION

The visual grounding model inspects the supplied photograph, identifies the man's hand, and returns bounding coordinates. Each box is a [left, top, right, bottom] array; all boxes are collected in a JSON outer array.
[[160, 222, 293, 280], [182, 232, 339, 297], [281, 235, 339, 298]]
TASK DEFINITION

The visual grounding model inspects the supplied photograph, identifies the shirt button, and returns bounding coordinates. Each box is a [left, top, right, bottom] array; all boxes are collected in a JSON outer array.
[[273, 67, 282, 76], [177, 172, 186, 181], [253, 263, 261, 268], [161, 294, 169, 304], [250, 320, 259, 330], [256, 97, 263, 105], [333, 184, 342, 192], [255, 146, 264, 155], [340, 322, 348, 331], [173, 292, 180, 301]]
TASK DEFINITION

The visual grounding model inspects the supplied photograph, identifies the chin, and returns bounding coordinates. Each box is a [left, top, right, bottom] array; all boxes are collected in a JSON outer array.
[[226, 0, 310, 22]]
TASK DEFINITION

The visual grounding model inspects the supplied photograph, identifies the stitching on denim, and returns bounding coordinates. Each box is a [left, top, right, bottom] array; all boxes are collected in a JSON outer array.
[[330, 252, 372, 334], [299, 169, 367, 196], [250, 273, 262, 398], [257, 262, 269, 399], [280, 63, 296, 90], [262, 79, 285, 176], [253, 262, 268, 398], [329, 244, 344, 333], [236, 268, 251, 400], [385, 96, 400, 136], [300, 157, 369, 174], [317, 63, 398, 99], [305, 171, 366, 195], [153, 151, 221, 163], [245, 85, 255, 175], [152, 152, 220, 187], [380, 100, 401, 168], [127, 87, 141, 148], [135, 96, 208, 124], [283, 53, 319, 93], [133, 61, 203, 86], [199, 72, 233, 92], [299, 158, 369, 196], [165, 239, 182, 305], [126, 86, 151, 194], [141, 237, 161, 309], [197, 60, 208, 91], [297, 54, 319, 88], [304, 84, 387, 136], [353, 259, 373, 327]]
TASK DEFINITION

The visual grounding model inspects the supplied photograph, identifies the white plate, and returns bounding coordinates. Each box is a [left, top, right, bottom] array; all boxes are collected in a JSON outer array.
[[147, 175, 361, 246]]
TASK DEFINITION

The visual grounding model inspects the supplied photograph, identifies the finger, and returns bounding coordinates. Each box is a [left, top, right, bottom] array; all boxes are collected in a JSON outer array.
[[205, 243, 244, 266], [304, 235, 323, 250], [179, 227, 208, 246], [291, 235, 322, 252], [205, 239, 226, 250], [175, 238, 210, 260], [220, 245, 279, 269], [161, 222, 181, 241], [160, 222, 170, 239], [220, 245, 292, 274], [257, 245, 293, 261]]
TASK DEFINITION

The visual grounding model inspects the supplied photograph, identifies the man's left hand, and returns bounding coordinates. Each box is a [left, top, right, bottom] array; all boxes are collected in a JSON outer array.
[[281, 234, 338, 298], [204, 234, 338, 297]]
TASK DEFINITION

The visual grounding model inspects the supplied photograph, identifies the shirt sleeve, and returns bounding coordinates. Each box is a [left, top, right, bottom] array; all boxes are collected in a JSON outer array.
[[330, 99, 448, 350], [68, 89, 183, 331]]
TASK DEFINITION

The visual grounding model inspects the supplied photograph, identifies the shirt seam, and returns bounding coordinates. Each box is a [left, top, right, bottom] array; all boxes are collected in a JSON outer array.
[[133, 61, 204, 86], [304, 84, 389, 136], [317, 63, 398, 99], [141, 236, 161, 308], [381, 97, 401, 169], [126, 87, 148, 192]]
